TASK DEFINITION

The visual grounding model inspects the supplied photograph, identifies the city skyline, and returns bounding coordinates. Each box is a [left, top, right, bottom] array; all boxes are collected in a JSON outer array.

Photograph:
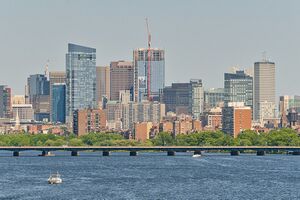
[[0, 0, 300, 96]]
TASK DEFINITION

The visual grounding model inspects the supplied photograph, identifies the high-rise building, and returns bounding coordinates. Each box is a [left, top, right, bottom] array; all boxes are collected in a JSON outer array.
[[110, 61, 134, 101], [66, 43, 96, 124], [222, 102, 252, 138], [189, 79, 204, 119], [12, 95, 25, 105], [51, 83, 66, 123], [253, 61, 276, 122], [224, 70, 253, 110], [133, 48, 165, 102], [204, 88, 225, 110], [49, 71, 65, 122], [96, 66, 110, 107], [0, 85, 12, 118], [161, 83, 190, 115], [12, 104, 34, 122], [27, 74, 50, 121]]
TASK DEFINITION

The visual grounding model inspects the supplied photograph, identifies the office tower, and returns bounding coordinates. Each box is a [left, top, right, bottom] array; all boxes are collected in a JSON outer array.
[[189, 79, 204, 119], [73, 109, 106, 136], [222, 102, 252, 138], [49, 71, 66, 122], [119, 90, 131, 104], [204, 88, 225, 110], [0, 85, 12, 118], [224, 70, 253, 110], [96, 66, 110, 106], [278, 95, 300, 127], [27, 74, 50, 121], [110, 61, 134, 101], [133, 48, 165, 102], [253, 61, 276, 122], [51, 83, 66, 123], [161, 83, 190, 115], [66, 43, 96, 124]]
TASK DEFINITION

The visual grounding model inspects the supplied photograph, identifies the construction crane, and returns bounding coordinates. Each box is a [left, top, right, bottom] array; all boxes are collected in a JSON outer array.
[[146, 18, 151, 101]]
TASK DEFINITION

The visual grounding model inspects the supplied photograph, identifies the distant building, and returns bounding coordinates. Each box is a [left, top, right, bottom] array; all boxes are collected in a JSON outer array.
[[189, 79, 204, 119], [134, 122, 153, 141], [253, 61, 276, 122], [26, 74, 50, 121], [110, 61, 134, 101], [224, 70, 253, 110], [12, 104, 34, 122], [0, 85, 12, 118], [133, 48, 165, 102], [66, 43, 96, 124], [51, 83, 66, 123], [222, 102, 252, 138], [73, 109, 106, 136], [161, 83, 190, 115], [204, 88, 225, 111], [96, 66, 110, 107], [49, 71, 65, 121], [13, 95, 25, 105]]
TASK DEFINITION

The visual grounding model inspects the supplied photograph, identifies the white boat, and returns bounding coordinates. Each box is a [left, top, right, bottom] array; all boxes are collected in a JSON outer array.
[[192, 154, 202, 158], [48, 172, 62, 184]]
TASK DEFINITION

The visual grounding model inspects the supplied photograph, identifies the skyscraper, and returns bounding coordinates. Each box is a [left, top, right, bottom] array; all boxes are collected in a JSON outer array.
[[204, 88, 225, 110], [224, 70, 253, 109], [96, 66, 110, 106], [49, 71, 66, 122], [26, 74, 50, 121], [133, 48, 165, 102], [189, 79, 204, 119], [0, 85, 12, 118], [66, 43, 96, 124], [253, 61, 276, 122], [51, 83, 66, 123], [110, 61, 134, 101]]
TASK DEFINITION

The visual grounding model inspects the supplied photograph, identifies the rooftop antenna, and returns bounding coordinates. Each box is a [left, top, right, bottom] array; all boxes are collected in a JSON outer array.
[[45, 59, 49, 78], [262, 51, 267, 62]]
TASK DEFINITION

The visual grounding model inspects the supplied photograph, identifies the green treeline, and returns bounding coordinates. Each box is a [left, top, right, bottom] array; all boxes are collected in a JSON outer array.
[[0, 128, 299, 146]]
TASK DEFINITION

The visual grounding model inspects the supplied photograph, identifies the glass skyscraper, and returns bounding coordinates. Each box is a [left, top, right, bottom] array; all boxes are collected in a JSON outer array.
[[66, 43, 96, 123], [133, 48, 165, 102], [51, 83, 66, 123], [224, 70, 253, 109]]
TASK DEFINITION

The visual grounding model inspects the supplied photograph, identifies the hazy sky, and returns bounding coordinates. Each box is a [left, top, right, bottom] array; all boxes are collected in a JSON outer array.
[[0, 0, 300, 96]]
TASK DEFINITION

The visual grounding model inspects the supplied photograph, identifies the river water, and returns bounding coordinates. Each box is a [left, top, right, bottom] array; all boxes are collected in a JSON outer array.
[[0, 151, 299, 200]]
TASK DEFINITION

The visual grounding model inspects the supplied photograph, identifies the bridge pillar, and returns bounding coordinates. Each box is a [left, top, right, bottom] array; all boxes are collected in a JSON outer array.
[[230, 150, 240, 156], [257, 151, 266, 156], [130, 151, 138, 156], [167, 151, 176, 156], [71, 151, 79, 156], [194, 150, 202, 155], [292, 151, 300, 155], [39, 151, 50, 156], [13, 151, 20, 157], [103, 151, 110, 156]]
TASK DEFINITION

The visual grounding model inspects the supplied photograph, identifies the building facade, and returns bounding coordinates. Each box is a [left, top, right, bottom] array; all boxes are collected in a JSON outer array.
[[204, 88, 225, 111], [51, 83, 66, 123], [66, 43, 96, 124], [133, 48, 165, 102], [253, 61, 276, 122], [96, 66, 110, 107], [0, 85, 12, 118], [189, 79, 204, 119], [110, 61, 134, 101], [49, 71, 65, 121]]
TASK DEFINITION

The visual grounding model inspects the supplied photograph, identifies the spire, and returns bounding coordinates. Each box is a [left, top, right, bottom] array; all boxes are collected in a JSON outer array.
[[15, 108, 20, 131]]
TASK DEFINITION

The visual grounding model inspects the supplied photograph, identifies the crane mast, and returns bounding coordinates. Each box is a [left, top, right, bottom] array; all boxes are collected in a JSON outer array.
[[146, 18, 151, 101]]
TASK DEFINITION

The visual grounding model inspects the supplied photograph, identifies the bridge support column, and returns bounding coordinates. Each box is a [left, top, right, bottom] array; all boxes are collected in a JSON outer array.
[[292, 151, 300, 155], [194, 150, 202, 155], [39, 151, 50, 156], [103, 151, 110, 156], [13, 151, 20, 157], [257, 151, 266, 156], [71, 151, 79, 156], [130, 151, 138, 156], [167, 151, 176, 156], [230, 150, 240, 156]]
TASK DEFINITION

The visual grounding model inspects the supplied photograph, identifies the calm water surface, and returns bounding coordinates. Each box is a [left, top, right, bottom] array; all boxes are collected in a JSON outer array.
[[0, 151, 299, 200]]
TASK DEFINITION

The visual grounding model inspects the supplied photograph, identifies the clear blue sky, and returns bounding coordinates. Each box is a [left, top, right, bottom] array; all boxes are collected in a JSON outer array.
[[0, 0, 299, 96]]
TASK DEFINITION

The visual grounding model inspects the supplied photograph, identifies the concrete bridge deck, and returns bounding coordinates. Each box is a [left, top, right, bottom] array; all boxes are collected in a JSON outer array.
[[0, 146, 300, 156]]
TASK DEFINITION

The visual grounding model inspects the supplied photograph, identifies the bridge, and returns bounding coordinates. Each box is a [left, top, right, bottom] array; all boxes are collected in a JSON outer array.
[[1, 146, 300, 156]]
